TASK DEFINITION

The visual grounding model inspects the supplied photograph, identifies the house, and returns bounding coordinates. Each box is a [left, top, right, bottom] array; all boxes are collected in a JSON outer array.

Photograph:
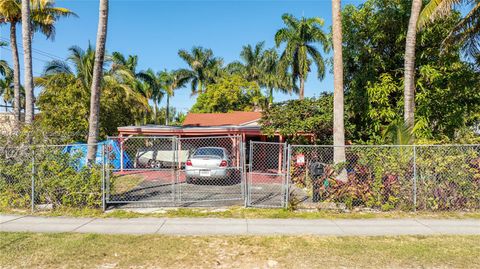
[[117, 111, 289, 143], [116, 111, 306, 171]]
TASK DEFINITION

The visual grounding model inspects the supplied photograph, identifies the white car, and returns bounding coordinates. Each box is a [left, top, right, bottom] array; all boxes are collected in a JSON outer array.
[[185, 147, 230, 183]]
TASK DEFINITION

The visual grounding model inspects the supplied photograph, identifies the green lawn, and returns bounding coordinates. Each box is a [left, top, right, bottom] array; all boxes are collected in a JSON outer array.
[[1, 232, 479, 268]]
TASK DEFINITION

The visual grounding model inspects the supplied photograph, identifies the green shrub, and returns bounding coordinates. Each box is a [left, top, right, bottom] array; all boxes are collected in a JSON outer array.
[[0, 147, 103, 210]]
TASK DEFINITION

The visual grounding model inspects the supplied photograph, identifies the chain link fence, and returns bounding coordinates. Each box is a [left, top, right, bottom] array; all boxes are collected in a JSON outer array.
[[105, 135, 245, 207], [1, 140, 479, 211], [247, 142, 288, 207], [287, 145, 480, 211], [105, 136, 176, 205], [0, 144, 103, 212]]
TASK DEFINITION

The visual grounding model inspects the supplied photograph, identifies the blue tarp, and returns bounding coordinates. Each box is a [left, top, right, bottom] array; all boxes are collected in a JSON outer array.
[[62, 140, 132, 170]]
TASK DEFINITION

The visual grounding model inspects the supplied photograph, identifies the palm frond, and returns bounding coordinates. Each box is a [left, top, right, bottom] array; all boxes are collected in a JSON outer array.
[[443, 2, 480, 58], [43, 59, 72, 75], [418, 0, 461, 29], [306, 45, 326, 80]]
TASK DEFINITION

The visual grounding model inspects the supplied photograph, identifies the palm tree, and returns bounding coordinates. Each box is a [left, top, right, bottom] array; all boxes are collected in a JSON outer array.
[[87, 0, 108, 162], [0, 79, 12, 112], [332, 0, 346, 175], [0, 0, 23, 122], [22, 0, 34, 124], [178, 46, 223, 95], [110, 52, 154, 124], [418, 0, 480, 57], [227, 43, 296, 105], [159, 69, 191, 125], [137, 69, 164, 124], [404, 0, 423, 128], [0, 60, 13, 112], [0, 0, 75, 124], [260, 48, 297, 105], [274, 13, 329, 100], [228, 42, 266, 82]]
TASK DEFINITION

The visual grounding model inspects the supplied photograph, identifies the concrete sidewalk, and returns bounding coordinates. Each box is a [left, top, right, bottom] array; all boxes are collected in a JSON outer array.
[[1, 214, 479, 236]]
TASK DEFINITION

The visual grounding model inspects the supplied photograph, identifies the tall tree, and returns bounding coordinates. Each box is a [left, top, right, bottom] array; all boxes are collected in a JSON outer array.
[[0, 59, 13, 112], [404, 0, 423, 128], [332, 0, 346, 169], [274, 13, 329, 100], [22, 0, 34, 124], [260, 48, 296, 105], [0, 0, 75, 124], [137, 69, 165, 124], [178, 46, 223, 95], [228, 42, 266, 82], [0, 0, 23, 123], [227, 43, 295, 105], [87, 0, 108, 162], [159, 69, 191, 125], [36, 45, 148, 139]]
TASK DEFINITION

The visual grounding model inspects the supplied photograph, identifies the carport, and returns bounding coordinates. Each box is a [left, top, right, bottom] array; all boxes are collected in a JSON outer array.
[[116, 112, 307, 172]]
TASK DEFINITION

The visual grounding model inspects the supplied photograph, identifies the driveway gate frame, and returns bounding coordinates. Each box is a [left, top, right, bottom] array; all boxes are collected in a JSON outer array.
[[247, 141, 288, 208]]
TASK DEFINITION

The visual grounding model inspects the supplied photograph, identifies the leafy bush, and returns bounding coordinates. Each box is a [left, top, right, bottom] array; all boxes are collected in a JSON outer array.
[[416, 146, 480, 211], [0, 146, 103, 210], [288, 145, 480, 211]]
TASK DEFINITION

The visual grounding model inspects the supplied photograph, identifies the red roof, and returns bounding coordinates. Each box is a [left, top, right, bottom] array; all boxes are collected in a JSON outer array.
[[182, 111, 262, 127]]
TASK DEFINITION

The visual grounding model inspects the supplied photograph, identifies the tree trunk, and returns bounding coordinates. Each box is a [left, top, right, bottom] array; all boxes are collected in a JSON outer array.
[[87, 0, 109, 162], [404, 0, 422, 128], [22, 0, 34, 124], [299, 77, 305, 100], [332, 0, 346, 175], [166, 94, 170, 125], [153, 98, 157, 125], [269, 87, 273, 106], [9, 23, 21, 125]]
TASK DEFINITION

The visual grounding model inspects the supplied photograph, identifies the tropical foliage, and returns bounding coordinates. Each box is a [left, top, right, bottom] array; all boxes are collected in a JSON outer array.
[[275, 13, 330, 100], [260, 95, 347, 144], [190, 75, 264, 113], [340, 0, 480, 143], [35, 45, 149, 140]]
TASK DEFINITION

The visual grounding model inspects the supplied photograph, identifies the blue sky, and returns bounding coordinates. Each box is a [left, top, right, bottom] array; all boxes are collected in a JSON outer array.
[[1, 0, 365, 113]]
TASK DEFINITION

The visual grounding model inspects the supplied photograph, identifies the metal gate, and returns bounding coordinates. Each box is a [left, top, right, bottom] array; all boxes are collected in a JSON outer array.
[[104, 136, 245, 207], [247, 141, 288, 207], [176, 136, 245, 206], [105, 136, 176, 206]]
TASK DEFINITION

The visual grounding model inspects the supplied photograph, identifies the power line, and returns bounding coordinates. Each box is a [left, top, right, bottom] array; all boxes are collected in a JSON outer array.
[[0, 37, 65, 61]]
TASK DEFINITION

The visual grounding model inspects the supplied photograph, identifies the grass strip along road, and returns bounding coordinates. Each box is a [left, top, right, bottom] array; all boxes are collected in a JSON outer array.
[[1, 233, 479, 268]]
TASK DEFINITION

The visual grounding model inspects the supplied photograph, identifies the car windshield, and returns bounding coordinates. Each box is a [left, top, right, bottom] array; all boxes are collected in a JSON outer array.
[[193, 148, 224, 158]]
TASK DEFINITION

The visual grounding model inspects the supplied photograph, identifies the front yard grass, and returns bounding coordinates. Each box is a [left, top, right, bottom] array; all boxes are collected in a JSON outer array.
[[2, 206, 480, 219], [1, 232, 479, 268]]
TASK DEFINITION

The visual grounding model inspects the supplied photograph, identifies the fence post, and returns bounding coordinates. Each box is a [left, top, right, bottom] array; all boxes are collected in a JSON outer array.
[[241, 141, 246, 207], [101, 144, 106, 211], [30, 148, 35, 213], [413, 145, 417, 212], [285, 144, 292, 209], [173, 136, 178, 205], [247, 142, 254, 207]]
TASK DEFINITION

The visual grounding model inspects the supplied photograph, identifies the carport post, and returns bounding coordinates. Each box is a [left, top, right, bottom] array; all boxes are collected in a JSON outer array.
[[120, 139, 124, 172], [232, 135, 240, 167], [177, 136, 182, 169], [278, 136, 284, 173]]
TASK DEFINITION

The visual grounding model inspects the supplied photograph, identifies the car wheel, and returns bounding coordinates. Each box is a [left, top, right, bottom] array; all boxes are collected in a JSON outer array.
[[147, 159, 154, 168]]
